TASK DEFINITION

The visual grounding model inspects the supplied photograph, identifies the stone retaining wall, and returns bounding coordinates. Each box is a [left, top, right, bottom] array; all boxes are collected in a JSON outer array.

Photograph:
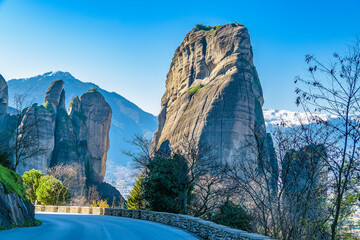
[[35, 206, 272, 240]]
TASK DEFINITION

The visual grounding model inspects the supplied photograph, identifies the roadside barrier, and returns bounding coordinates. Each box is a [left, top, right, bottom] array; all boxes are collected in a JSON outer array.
[[35, 205, 272, 240]]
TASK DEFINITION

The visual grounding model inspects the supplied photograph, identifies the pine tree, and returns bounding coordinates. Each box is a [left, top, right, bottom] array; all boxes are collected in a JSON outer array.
[[127, 174, 147, 210]]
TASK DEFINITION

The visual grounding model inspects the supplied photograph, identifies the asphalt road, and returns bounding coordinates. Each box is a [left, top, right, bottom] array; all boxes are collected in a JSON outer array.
[[0, 213, 199, 240]]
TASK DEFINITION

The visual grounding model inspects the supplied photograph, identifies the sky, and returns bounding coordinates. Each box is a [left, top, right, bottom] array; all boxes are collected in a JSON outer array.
[[0, 0, 359, 115]]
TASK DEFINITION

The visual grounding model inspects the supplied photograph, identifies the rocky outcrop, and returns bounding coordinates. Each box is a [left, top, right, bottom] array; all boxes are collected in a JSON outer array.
[[44, 80, 65, 112], [151, 23, 269, 163], [16, 82, 112, 186], [79, 90, 112, 183], [16, 106, 56, 174], [0, 181, 35, 229], [0, 74, 8, 115]]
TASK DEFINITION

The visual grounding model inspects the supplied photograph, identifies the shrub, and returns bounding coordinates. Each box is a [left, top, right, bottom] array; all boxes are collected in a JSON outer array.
[[188, 84, 204, 95], [22, 169, 44, 203], [90, 199, 109, 207], [36, 175, 71, 205], [88, 88, 98, 93]]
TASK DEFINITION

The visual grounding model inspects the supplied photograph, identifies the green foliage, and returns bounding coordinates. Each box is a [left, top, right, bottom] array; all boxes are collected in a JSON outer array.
[[88, 88, 98, 93], [0, 165, 25, 199], [0, 152, 12, 169], [127, 174, 147, 210], [36, 175, 71, 205], [3, 219, 42, 230], [188, 84, 204, 95], [142, 155, 190, 213], [90, 199, 109, 207], [22, 169, 44, 203], [213, 200, 252, 231], [42, 101, 54, 112], [197, 24, 224, 35]]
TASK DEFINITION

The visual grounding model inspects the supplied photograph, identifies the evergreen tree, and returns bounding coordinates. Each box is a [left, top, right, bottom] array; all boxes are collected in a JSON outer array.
[[142, 155, 191, 213], [126, 174, 147, 210]]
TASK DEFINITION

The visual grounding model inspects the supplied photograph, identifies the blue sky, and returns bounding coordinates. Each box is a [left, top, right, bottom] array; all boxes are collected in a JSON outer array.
[[0, 0, 359, 115]]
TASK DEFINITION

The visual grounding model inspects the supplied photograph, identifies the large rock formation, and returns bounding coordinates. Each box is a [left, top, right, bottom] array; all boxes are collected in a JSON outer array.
[[151, 23, 269, 163], [0, 74, 8, 115], [16, 82, 112, 186], [78, 90, 112, 183]]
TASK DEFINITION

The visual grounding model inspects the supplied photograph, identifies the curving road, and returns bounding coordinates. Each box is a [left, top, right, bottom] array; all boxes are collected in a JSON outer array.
[[0, 213, 199, 240]]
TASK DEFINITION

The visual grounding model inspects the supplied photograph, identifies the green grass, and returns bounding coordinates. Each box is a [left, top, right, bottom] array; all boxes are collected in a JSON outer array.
[[88, 88, 98, 93], [3, 219, 42, 230], [198, 25, 224, 35], [188, 84, 204, 95], [0, 165, 25, 199]]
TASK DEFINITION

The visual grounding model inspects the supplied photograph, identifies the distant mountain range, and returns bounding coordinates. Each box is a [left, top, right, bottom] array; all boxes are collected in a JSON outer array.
[[7, 71, 158, 195]]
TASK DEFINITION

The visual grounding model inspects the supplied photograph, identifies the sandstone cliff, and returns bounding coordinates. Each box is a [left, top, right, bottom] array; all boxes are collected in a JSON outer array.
[[0, 74, 8, 115], [16, 82, 112, 185], [151, 23, 269, 163]]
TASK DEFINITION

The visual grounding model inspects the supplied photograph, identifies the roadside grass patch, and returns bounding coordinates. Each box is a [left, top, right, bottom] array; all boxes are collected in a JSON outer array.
[[0, 165, 25, 199]]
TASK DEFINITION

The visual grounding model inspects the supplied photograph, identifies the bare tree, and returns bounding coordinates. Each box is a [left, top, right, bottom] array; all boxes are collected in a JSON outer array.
[[12, 94, 46, 170], [87, 185, 100, 204], [47, 163, 86, 205], [173, 135, 224, 216], [123, 134, 153, 171], [295, 40, 360, 239], [225, 122, 331, 239]]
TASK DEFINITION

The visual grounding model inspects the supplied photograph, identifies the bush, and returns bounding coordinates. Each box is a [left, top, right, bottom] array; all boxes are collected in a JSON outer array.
[[22, 169, 44, 203], [90, 199, 109, 207], [213, 199, 252, 231], [188, 84, 204, 95], [36, 175, 71, 205]]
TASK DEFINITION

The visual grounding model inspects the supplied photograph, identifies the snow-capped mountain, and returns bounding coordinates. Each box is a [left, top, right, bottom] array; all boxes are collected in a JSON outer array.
[[263, 108, 330, 132]]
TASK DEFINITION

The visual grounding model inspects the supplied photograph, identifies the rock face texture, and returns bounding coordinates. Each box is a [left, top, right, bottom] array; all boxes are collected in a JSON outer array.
[[0, 74, 8, 115], [0, 183, 35, 229], [16, 83, 112, 185], [151, 23, 268, 163], [79, 90, 112, 183]]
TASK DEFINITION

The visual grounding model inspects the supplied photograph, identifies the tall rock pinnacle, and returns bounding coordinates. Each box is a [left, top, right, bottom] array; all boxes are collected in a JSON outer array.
[[0, 74, 8, 115], [44, 80, 65, 112], [151, 23, 268, 163]]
